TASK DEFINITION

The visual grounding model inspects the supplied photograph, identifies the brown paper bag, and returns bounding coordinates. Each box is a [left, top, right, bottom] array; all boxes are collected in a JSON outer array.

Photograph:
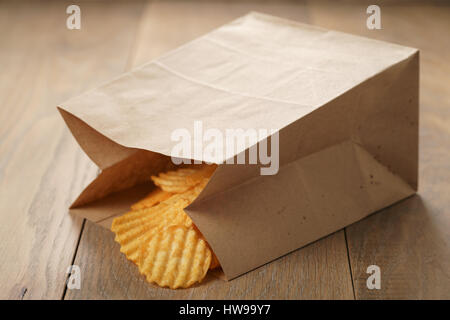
[[58, 12, 419, 280]]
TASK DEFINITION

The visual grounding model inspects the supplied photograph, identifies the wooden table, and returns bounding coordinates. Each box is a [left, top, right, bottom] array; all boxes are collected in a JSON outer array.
[[1, 0, 449, 300]]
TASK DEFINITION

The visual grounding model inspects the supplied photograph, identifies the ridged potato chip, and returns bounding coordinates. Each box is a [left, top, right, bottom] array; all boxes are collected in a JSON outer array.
[[112, 184, 209, 263], [192, 224, 220, 270], [112, 197, 193, 264], [138, 225, 211, 289], [151, 164, 217, 193], [111, 164, 220, 288], [131, 189, 172, 211], [210, 252, 220, 270], [113, 187, 202, 230]]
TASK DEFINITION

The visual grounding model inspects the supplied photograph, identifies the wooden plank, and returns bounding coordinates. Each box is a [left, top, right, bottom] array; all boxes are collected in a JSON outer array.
[[66, 222, 353, 299], [0, 0, 145, 299], [307, 1, 450, 299], [128, 0, 313, 65], [66, 0, 354, 300]]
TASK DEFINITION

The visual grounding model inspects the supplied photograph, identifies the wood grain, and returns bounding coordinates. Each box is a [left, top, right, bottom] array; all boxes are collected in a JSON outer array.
[[0, 0, 145, 299], [65, 222, 353, 299], [65, 0, 355, 300], [128, 0, 312, 66]]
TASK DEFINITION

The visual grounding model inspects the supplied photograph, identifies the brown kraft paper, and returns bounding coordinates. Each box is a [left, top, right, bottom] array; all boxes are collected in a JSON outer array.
[[58, 12, 419, 280]]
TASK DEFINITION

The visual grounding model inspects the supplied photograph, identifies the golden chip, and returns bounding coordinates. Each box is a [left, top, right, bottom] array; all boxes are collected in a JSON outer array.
[[192, 224, 220, 270], [210, 252, 220, 270], [111, 186, 206, 264], [111, 164, 219, 288], [151, 164, 217, 193], [131, 189, 172, 211], [138, 225, 211, 289], [112, 200, 192, 264]]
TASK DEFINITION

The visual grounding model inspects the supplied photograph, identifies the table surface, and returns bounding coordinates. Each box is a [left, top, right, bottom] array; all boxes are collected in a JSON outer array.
[[1, 0, 449, 300]]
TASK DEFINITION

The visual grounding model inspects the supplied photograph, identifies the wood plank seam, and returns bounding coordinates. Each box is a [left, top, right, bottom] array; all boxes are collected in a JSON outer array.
[[61, 0, 149, 300], [61, 219, 86, 300], [344, 228, 357, 299]]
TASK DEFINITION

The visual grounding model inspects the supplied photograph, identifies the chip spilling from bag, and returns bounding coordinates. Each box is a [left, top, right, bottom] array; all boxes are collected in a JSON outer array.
[[111, 163, 219, 289], [139, 225, 212, 289]]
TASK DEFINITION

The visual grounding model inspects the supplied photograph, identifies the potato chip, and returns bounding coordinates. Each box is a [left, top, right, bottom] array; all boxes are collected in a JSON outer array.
[[112, 199, 192, 264], [111, 164, 219, 288], [192, 224, 220, 270], [210, 252, 220, 269], [151, 164, 217, 193], [131, 189, 172, 211], [111, 184, 208, 264], [138, 225, 211, 289], [113, 187, 201, 229]]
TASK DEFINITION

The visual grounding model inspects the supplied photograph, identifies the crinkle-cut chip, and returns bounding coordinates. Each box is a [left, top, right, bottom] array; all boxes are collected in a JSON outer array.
[[139, 225, 211, 289], [191, 224, 219, 270], [112, 202, 193, 264], [111, 166, 214, 278], [112, 199, 187, 232], [150, 178, 193, 193], [210, 252, 220, 269], [111, 186, 207, 265], [118, 209, 193, 264], [164, 187, 203, 206], [112, 191, 194, 235], [131, 189, 173, 211], [113, 188, 200, 231], [151, 164, 217, 193], [159, 168, 198, 178]]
